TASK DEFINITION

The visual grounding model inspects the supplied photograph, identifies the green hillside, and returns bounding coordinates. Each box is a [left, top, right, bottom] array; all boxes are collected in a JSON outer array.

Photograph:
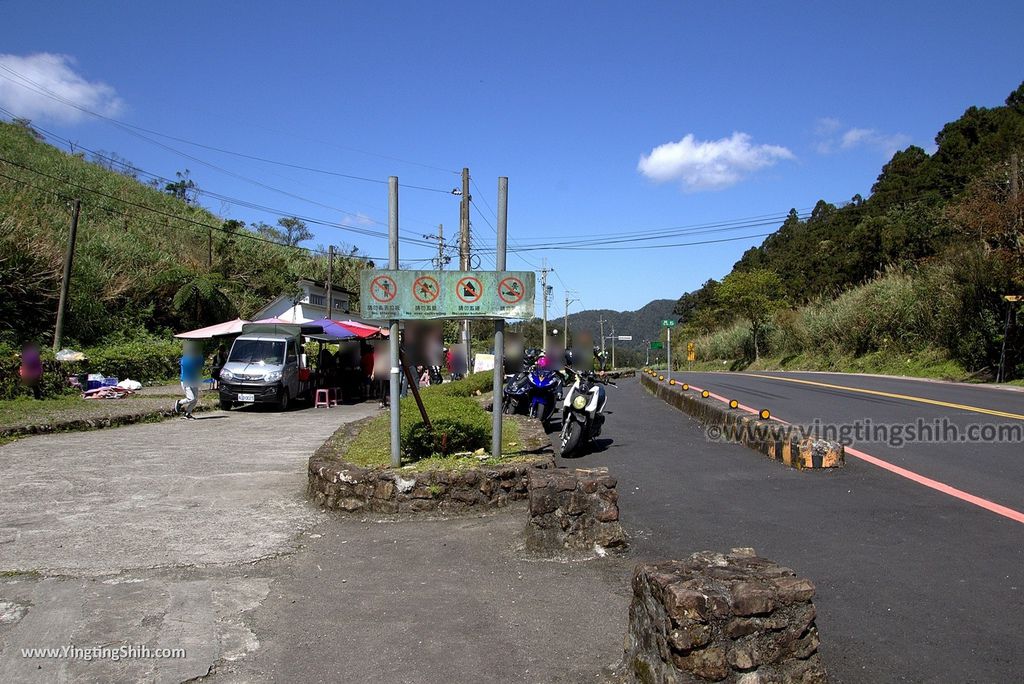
[[566, 299, 675, 354], [674, 82, 1024, 380], [0, 120, 369, 349]]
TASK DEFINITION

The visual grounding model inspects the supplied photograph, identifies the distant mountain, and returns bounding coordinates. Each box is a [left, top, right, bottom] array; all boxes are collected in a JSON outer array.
[[566, 299, 676, 353]]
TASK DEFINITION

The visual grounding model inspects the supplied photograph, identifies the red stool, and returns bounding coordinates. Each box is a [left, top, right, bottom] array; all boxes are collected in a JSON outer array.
[[314, 389, 331, 408]]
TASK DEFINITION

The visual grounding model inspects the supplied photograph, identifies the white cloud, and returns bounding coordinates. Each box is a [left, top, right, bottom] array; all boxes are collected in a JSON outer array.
[[814, 118, 910, 157], [637, 132, 794, 192], [341, 212, 377, 227], [0, 53, 123, 124]]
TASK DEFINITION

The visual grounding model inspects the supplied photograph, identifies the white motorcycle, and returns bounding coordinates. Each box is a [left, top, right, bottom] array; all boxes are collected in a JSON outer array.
[[559, 369, 615, 457]]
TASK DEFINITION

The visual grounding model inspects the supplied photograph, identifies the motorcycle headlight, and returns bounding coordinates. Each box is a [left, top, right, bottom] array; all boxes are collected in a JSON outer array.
[[572, 395, 587, 410], [263, 371, 283, 382], [219, 369, 234, 380]]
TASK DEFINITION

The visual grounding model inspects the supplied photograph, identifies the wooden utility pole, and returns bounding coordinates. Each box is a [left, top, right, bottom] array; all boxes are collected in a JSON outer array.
[[598, 315, 606, 355], [459, 167, 471, 368], [327, 245, 334, 319], [53, 199, 81, 351], [437, 224, 445, 269], [539, 258, 552, 344]]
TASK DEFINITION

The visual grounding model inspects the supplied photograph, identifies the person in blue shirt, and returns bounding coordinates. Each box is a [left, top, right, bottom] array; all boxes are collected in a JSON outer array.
[[173, 342, 204, 419]]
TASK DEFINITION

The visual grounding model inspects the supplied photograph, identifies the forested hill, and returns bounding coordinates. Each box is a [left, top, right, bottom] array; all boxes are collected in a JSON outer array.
[[674, 82, 1024, 378], [566, 299, 676, 352], [0, 120, 369, 348]]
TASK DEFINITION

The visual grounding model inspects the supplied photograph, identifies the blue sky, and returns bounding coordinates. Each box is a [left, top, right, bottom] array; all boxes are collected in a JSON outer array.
[[2, 1, 1022, 314]]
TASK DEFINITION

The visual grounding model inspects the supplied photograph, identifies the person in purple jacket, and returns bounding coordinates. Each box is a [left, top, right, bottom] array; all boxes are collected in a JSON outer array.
[[19, 343, 43, 400]]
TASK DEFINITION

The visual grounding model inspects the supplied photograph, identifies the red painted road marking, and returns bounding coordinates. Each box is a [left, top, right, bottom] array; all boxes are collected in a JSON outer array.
[[679, 382, 1024, 526]]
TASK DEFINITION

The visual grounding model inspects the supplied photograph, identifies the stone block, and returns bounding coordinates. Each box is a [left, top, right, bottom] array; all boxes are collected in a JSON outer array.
[[524, 467, 626, 553], [620, 550, 827, 683]]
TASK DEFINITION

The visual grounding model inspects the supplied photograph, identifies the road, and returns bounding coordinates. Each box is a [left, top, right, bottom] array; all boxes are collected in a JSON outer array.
[[679, 371, 1024, 516], [555, 374, 1024, 682]]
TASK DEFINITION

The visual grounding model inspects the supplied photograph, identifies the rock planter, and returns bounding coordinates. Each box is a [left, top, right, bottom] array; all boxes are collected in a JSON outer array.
[[524, 467, 626, 553], [307, 456, 555, 514], [621, 549, 827, 683]]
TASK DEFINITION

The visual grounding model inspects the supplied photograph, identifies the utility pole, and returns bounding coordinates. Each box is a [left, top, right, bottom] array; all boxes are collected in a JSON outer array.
[[459, 167, 471, 369], [492, 177, 508, 459], [388, 177, 401, 468], [207, 227, 213, 268], [437, 224, 445, 269], [539, 258, 553, 345], [327, 244, 334, 319], [611, 326, 616, 370], [563, 291, 578, 349], [598, 316, 606, 356], [53, 199, 81, 352]]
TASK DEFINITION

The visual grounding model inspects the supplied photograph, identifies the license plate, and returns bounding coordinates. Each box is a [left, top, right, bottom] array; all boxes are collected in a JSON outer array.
[[238, 393, 255, 403]]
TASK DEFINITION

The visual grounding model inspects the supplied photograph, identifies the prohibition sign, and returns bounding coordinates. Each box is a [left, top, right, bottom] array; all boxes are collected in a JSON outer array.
[[370, 275, 397, 303], [413, 275, 440, 303], [498, 276, 525, 304], [456, 276, 483, 304]]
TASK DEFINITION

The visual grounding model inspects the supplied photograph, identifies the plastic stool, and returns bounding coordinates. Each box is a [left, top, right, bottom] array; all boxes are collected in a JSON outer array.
[[314, 389, 331, 408]]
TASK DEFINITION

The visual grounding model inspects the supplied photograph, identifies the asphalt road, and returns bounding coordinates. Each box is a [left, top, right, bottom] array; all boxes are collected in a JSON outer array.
[[680, 371, 1024, 514], [555, 376, 1024, 683]]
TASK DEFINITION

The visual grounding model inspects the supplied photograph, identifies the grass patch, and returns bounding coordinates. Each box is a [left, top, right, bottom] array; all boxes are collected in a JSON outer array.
[[674, 348, 970, 381], [332, 372, 536, 471], [0, 392, 217, 435], [0, 569, 41, 578]]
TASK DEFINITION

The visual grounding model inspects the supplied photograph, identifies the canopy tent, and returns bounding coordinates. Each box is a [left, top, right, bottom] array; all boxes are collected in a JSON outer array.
[[333, 319, 389, 339], [174, 317, 289, 340], [302, 318, 364, 342]]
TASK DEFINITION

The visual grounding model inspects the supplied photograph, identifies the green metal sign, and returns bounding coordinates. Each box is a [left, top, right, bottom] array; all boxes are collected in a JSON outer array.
[[360, 270, 536, 320], [650, 341, 664, 350], [661, 319, 677, 328]]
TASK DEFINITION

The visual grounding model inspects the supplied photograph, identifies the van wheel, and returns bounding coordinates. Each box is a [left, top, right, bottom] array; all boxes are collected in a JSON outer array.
[[278, 391, 290, 412]]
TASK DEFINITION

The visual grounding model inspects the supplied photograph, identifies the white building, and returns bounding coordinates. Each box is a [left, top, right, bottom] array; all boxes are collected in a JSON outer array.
[[253, 279, 353, 323]]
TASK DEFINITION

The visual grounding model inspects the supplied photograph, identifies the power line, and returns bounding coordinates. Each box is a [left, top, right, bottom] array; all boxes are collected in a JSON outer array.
[[0, 66, 456, 189], [0, 71, 444, 231], [0, 132, 439, 248]]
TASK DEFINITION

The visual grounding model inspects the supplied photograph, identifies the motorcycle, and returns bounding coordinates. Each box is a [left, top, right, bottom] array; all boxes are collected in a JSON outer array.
[[559, 369, 615, 457], [502, 349, 563, 424]]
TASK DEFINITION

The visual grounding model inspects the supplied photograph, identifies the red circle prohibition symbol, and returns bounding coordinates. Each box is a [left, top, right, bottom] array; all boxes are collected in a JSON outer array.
[[455, 276, 483, 304], [370, 275, 397, 303], [413, 275, 440, 303], [498, 276, 525, 304]]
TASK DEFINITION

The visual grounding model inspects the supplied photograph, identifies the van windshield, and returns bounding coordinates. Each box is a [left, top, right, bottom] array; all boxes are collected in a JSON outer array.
[[228, 340, 286, 365]]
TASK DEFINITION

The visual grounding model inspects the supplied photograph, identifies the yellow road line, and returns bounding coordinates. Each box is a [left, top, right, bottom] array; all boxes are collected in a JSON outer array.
[[745, 373, 1024, 422]]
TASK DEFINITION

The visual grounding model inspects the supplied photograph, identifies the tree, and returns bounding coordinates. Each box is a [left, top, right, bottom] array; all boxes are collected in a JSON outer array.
[[172, 274, 236, 329], [255, 216, 313, 247], [716, 269, 786, 360], [164, 169, 199, 204]]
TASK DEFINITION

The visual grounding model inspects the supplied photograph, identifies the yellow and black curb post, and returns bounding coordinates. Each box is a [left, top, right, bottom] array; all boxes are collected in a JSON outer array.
[[638, 373, 843, 471]]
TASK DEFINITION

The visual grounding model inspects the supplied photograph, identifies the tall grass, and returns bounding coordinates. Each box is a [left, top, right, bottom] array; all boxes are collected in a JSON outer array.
[[691, 247, 1018, 375]]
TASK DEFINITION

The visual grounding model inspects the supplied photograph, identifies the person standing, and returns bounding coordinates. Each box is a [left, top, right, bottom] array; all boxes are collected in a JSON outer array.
[[19, 343, 43, 400], [173, 342, 203, 419]]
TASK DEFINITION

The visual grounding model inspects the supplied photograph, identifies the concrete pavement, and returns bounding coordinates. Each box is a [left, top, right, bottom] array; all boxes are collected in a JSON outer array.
[[0, 402, 376, 682]]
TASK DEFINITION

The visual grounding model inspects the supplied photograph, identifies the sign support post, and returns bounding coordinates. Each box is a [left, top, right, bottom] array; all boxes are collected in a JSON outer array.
[[662, 319, 677, 382], [388, 177, 401, 468], [492, 177, 508, 459]]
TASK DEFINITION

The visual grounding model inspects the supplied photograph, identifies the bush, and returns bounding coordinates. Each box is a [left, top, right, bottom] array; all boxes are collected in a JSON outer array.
[[426, 370, 494, 398], [400, 393, 490, 461], [83, 338, 182, 383]]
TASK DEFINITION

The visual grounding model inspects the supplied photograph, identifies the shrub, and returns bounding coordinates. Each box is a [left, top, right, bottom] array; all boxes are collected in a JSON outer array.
[[83, 338, 182, 383], [400, 393, 490, 461]]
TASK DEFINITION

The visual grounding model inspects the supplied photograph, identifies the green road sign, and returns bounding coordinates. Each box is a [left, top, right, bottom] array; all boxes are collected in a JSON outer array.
[[661, 319, 677, 328], [650, 341, 664, 350], [360, 270, 536, 320]]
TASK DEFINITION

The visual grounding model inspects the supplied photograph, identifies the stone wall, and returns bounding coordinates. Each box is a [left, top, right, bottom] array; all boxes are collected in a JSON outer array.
[[640, 374, 843, 470], [621, 549, 826, 683], [307, 456, 555, 514], [524, 467, 626, 552]]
